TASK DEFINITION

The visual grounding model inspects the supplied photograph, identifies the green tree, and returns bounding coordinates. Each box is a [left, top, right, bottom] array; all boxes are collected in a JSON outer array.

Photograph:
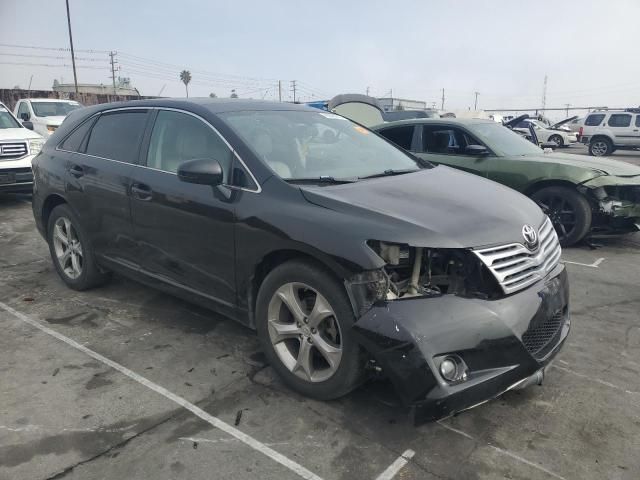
[[209, 92, 217, 98], [179, 70, 192, 97], [230, 89, 238, 98]]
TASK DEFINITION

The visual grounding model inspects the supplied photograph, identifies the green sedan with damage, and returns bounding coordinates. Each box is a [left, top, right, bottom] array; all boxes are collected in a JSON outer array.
[[373, 118, 640, 246]]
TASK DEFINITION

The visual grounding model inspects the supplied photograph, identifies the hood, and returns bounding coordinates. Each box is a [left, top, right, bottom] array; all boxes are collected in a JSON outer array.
[[527, 151, 640, 177], [299, 166, 545, 249], [0, 127, 43, 141], [551, 116, 577, 129], [37, 116, 67, 126]]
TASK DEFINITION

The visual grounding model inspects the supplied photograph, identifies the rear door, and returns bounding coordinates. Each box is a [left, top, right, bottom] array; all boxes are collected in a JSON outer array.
[[63, 109, 149, 266], [129, 108, 239, 310], [414, 124, 489, 177], [606, 113, 634, 146], [633, 115, 640, 146]]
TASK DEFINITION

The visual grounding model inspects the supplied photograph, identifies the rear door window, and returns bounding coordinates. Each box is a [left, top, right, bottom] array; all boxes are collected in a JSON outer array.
[[378, 125, 415, 150], [422, 126, 467, 154], [584, 114, 605, 126], [636, 115, 640, 127], [85, 111, 148, 163], [59, 118, 95, 152], [608, 114, 632, 127]]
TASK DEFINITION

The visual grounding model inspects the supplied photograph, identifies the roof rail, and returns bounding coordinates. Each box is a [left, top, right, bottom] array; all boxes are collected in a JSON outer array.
[[624, 107, 640, 113]]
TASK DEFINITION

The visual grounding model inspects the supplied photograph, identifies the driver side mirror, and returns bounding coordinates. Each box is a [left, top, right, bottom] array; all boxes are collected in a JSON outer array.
[[177, 158, 223, 186], [465, 145, 489, 156], [20, 112, 30, 121], [22, 121, 34, 130]]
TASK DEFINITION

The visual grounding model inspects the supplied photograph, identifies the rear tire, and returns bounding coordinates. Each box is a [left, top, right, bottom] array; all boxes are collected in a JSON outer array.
[[531, 186, 592, 246], [47, 204, 111, 290], [589, 138, 612, 156], [255, 260, 365, 400]]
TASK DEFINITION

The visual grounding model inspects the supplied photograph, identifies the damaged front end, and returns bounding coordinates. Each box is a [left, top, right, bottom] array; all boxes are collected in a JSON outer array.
[[345, 227, 570, 424], [579, 177, 640, 234]]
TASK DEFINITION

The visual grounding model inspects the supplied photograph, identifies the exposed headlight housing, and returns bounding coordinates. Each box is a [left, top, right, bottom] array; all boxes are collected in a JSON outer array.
[[46, 125, 57, 133], [29, 139, 44, 155]]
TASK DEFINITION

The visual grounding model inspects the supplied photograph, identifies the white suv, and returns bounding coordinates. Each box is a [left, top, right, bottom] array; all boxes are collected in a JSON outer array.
[[580, 109, 640, 156], [13, 98, 82, 137], [0, 102, 44, 193]]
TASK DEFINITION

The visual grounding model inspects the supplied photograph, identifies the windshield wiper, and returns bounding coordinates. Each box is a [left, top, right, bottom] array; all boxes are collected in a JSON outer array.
[[359, 168, 420, 180], [284, 176, 358, 184]]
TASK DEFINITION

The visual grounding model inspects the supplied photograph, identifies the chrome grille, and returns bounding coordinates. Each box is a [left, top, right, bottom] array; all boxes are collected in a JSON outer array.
[[473, 217, 561, 294], [0, 142, 28, 160]]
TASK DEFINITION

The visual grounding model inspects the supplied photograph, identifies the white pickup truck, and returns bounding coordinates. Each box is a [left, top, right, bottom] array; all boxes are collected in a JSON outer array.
[[0, 102, 44, 193], [13, 98, 82, 137]]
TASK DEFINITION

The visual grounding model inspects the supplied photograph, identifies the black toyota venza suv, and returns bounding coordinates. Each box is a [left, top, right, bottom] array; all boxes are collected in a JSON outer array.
[[32, 99, 569, 422]]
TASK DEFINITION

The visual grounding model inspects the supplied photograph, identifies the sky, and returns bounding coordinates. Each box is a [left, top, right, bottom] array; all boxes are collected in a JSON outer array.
[[1, 0, 639, 116]]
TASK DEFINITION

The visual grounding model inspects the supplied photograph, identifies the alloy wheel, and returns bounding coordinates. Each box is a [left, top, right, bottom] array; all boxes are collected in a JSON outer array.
[[535, 195, 576, 242], [591, 141, 608, 156], [52, 217, 83, 279], [267, 282, 342, 383]]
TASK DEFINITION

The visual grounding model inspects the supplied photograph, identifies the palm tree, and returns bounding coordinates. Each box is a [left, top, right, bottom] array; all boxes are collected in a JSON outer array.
[[179, 70, 192, 97]]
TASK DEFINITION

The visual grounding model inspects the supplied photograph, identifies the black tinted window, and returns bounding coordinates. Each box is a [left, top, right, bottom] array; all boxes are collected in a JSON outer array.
[[231, 160, 258, 189], [584, 114, 605, 126], [147, 110, 232, 181], [608, 114, 631, 127], [379, 126, 414, 150], [636, 116, 640, 127], [86, 111, 147, 163], [422, 126, 464, 154], [59, 118, 94, 152]]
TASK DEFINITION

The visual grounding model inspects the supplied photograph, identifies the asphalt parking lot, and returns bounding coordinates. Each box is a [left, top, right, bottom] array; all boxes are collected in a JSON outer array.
[[1, 182, 639, 479]]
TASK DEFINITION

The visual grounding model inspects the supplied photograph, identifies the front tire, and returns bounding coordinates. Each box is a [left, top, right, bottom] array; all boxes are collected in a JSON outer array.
[[531, 186, 592, 246], [255, 260, 365, 400], [549, 134, 564, 147], [47, 204, 110, 290], [589, 138, 612, 156]]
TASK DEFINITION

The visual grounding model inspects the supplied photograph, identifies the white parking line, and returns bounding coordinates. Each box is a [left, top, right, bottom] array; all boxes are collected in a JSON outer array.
[[551, 364, 640, 396], [563, 257, 605, 268], [0, 301, 324, 480], [374, 449, 415, 480], [436, 421, 567, 480]]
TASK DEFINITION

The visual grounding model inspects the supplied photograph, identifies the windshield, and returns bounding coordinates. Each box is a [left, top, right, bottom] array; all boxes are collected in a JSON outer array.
[[0, 107, 21, 129], [31, 101, 81, 117], [220, 110, 422, 180], [471, 122, 543, 156]]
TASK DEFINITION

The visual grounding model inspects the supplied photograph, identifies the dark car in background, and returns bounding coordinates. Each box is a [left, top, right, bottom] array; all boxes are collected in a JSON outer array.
[[31, 99, 569, 422], [374, 118, 640, 246]]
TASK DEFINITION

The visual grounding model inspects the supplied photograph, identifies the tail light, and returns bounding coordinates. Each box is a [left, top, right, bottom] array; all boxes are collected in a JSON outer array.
[[578, 126, 583, 140]]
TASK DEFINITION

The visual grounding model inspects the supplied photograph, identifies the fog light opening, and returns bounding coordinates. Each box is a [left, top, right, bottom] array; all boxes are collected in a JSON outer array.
[[439, 356, 467, 383]]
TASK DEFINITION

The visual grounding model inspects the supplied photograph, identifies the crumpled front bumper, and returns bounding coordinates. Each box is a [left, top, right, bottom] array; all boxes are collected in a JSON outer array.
[[352, 263, 570, 424]]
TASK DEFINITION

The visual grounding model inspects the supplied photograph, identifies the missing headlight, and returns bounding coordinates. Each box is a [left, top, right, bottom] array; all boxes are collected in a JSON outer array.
[[367, 241, 502, 301]]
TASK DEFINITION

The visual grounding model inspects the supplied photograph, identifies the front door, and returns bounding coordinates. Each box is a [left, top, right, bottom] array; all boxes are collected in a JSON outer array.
[[129, 109, 237, 309], [415, 124, 489, 178]]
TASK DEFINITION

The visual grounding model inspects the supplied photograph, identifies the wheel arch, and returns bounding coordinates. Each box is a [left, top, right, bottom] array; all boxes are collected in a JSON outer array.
[[247, 248, 353, 329], [41, 194, 69, 234], [590, 134, 614, 145], [523, 179, 580, 197]]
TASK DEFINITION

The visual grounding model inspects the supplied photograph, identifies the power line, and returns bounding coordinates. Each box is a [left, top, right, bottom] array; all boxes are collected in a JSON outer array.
[[0, 52, 108, 62], [0, 61, 108, 70], [0, 43, 109, 54]]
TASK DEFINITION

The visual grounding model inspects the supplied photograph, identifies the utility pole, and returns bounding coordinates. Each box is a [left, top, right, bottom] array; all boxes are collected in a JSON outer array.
[[441, 88, 445, 110], [474, 91, 480, 110], [109, 51, 118, 96], [564, 103, 571, 117], [65, 0, 79, 95], [541, 74, 548, 113], [290, 80, 297, 103], [366, 86, 370, 96], [278, 80, 282, 102]]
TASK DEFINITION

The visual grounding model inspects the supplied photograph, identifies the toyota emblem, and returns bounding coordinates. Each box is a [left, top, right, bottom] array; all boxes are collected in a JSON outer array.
[[522, 224, 538, 249]]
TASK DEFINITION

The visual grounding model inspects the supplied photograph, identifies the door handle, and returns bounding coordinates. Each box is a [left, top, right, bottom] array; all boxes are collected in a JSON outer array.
[[131, 182, 152, 201], [69, 164, 84, 178]]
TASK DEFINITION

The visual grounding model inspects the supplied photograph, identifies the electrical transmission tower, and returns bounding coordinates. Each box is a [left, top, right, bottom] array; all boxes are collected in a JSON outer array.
[[541, 75, 548, 113], [109, 51, 119, 95]]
